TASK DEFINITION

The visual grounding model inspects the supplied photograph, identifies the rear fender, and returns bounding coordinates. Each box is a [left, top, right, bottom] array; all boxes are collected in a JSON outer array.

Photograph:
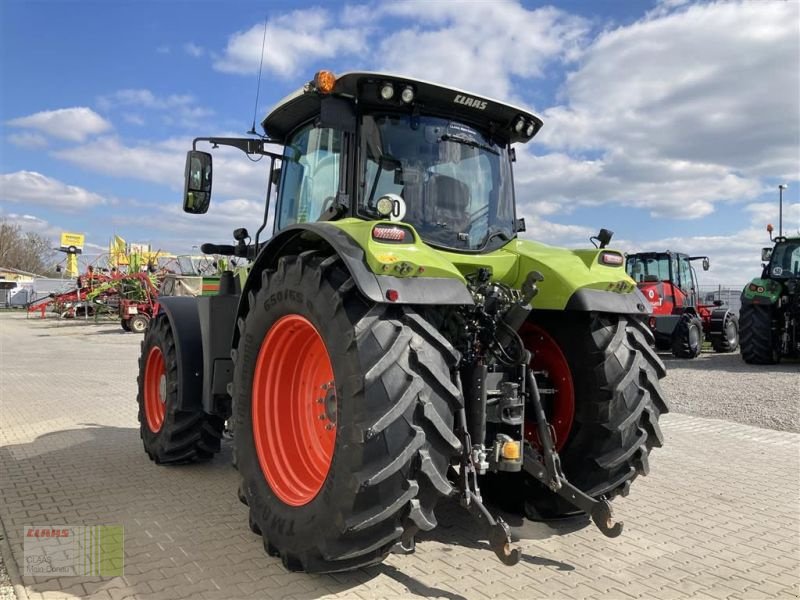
[[504, 239, 650, 316], [741, 278, 781, 305], [234, 222, 473, 348]]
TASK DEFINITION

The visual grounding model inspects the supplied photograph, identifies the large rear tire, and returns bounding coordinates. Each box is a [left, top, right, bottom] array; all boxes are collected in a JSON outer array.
[[137, 314, 225, 464], [671, 313, 703, 358], [233, 253, 462, 573], [740, 303, 778, 364], [517, 312, 668, 518]]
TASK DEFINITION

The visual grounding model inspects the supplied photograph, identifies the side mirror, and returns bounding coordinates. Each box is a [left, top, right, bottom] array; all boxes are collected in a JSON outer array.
[[183, 150, 213, 214], [761, 247, 773, 262], [702, 257, 710, 271]]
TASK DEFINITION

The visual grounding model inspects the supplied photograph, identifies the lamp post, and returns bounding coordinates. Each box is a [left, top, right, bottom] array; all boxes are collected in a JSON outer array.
[[778, 184, 788, 237]]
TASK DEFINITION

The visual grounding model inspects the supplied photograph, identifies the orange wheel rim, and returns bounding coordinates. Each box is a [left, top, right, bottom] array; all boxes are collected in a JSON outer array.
[[252, 315, 337, 506], [520, 323, 575, 451], [144, 346, 167, 432]]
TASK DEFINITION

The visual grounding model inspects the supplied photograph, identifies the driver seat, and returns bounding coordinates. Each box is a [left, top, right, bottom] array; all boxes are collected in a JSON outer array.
[[423, 174, 470, 237]]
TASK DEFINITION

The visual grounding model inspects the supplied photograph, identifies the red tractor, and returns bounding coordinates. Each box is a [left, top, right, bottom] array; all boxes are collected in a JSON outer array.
[[625, 252, 739, 358]]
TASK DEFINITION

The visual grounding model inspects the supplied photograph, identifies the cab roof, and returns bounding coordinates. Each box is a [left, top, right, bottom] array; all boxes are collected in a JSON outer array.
[[261, 71, 543, 145]]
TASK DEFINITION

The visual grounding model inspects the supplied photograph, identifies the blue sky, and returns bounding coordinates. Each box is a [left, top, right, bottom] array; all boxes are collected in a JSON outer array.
[[1, 0, 798, 284]]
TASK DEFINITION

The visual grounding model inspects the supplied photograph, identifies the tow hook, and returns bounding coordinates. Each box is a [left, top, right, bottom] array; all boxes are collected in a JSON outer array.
[[462, 489, 520, 566], [454, 397, 521, 566]]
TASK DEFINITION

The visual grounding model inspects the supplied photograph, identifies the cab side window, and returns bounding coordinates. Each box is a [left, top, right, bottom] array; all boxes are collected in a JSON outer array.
[[276, 125, 341, 231]]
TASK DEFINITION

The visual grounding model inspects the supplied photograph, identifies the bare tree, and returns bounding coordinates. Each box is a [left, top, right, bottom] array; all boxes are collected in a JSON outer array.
[[0, 219, 57, 275]]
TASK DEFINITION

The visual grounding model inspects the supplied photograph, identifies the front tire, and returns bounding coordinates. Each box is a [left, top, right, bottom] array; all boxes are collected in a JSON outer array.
[[137, 315, 225, 463], [740, 304, 778, 364], [519, 312, 668, 518], [233, 254, 462, 573], [671, 313, 703, 358], [711, 311, 739, 353]]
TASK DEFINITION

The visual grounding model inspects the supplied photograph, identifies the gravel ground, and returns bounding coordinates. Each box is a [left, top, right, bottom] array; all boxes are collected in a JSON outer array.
[[660, 348, 800, 432], [0, 555, 16, 600]]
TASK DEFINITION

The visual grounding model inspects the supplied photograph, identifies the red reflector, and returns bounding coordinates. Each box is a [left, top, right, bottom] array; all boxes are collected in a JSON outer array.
[[372, 226, 406, 241], [386, 289, 399, 302], [600, 252, 624, 266]]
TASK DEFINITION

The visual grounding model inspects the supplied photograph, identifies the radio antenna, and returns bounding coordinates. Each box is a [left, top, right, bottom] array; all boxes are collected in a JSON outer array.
[[247, 14, 269, 136]]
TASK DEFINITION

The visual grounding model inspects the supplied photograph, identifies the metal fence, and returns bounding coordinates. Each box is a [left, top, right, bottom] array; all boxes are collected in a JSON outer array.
[[698, 284, 745, 315]]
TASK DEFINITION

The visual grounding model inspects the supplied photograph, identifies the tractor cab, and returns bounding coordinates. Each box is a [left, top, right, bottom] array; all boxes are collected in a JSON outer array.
[[625, 251, 708, 316], [626, 251, 737, 358], [183, 71, 540, 256]]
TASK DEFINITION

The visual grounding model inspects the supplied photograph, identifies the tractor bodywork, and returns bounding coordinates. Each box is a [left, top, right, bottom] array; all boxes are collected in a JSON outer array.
[[740, 236, 800, 363], [626, 251, 739, 357], [136, 71, 668, 572]]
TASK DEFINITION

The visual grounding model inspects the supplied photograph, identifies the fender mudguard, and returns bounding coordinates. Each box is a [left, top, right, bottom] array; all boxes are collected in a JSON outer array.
[[157, 295, 238, 416], [156, 297, 204, 413], [565, 287, 651, 316], [234, 223, 473, 346]]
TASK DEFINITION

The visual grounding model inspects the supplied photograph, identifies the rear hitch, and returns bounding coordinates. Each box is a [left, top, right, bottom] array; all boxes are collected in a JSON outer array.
[[454, 395, 521, 566], [462, 489, 520, 566], [523, 363, 624, 538]]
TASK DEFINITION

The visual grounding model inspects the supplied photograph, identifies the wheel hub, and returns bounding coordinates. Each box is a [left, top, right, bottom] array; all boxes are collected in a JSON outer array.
[[252, 315, 337, 507], [144, 346, 167, 432]]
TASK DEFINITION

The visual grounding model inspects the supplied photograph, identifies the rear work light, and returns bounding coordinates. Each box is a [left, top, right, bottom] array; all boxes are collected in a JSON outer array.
[[599, 252, 624, 266], [372, 225, 412, 243]]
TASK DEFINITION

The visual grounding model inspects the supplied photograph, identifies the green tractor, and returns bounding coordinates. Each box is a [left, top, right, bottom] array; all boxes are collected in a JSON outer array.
[[136, 70, 667, 572], [740, 226, 800, 363]]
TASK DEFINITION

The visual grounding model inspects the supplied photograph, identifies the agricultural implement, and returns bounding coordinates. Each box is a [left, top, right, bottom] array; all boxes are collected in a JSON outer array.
[[136, 70, 668, 572], [626, 251, 739, 358], [740, 226, 800, 363]]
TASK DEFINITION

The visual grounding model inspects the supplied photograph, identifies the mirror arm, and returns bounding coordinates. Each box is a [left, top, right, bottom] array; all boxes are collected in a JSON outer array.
[[192, 137, 283, 161]]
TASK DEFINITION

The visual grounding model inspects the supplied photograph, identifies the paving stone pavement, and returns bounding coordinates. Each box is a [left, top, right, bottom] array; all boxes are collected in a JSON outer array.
[[1, 313, 798, 600]]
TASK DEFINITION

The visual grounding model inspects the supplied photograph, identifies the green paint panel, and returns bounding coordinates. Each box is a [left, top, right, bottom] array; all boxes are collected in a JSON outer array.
[[329, 220, 636, 310], [741, 277, 781, 304]]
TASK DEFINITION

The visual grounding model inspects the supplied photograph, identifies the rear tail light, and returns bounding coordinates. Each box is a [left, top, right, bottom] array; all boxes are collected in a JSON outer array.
[[599, 251, 624, 266], [372, 225, 412, 243]]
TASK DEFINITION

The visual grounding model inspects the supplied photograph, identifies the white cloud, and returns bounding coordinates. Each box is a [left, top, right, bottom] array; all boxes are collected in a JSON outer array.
[[540, 2, 799, 176], [183, 42, 204, 58], [0, 171, 107, 211], [6, 107, 112, 142], [213, 8, 368, 77], [6, 132, 49, 149], [52, 135, 273, 203], [109, 197, 269, 254], [0, 210, 62, 241], [99, 89, 185, 110], [515, 149, 764, 220], [513, 1, 799, 225], [377, 1, 588, 101], [96, 89, 213, 127]]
